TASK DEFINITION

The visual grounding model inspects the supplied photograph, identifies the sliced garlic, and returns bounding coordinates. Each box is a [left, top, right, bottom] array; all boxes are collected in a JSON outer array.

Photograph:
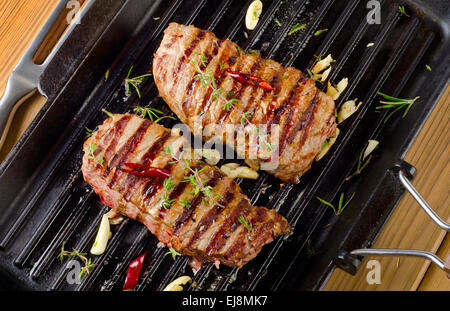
[[326, 82, 340, 100], [202, 149, 221, 166], [336, 77, 348, 93], [312, 54, 334, 74], [105, 209, 124, 225], [366, 42, 374, 47], [163, 276, 192, 291], [220, 165, 236, 179], [320, 66, 332, 82], [222, 163, 240, 169], [90, 214, 112, 255], [363, 140, 379, 160], [233, 166, 259, 179], [220, 164, 258, 179], [316, 128, 340, 161], [245, 0, 263, 30], [337, 99, 363, 124]]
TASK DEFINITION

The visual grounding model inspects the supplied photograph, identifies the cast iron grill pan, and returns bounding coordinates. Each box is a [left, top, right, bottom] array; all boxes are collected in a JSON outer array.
[[0, 0, 448, 290]]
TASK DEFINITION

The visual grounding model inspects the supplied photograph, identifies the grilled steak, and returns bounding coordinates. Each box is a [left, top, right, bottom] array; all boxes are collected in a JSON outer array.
[[81, 113, 291, 268], [153, 23, 337, 183]]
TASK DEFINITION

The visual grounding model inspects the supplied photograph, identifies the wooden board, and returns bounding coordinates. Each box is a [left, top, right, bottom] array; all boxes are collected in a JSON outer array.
[[0, 0, 448, 290], [324, 87, 449, 290]]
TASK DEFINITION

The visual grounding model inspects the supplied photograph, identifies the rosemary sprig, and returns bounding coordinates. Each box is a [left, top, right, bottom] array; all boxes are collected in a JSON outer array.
[[238, 215, 254, 232], [57, 243, 97, 278], [288, 23, 305, 35], [316, 192, 356, 216], [133, 106, 176, 123], [376, 92, 420, 123], [345, 147, 372, 181], [165, 247, 182, 261], [124, 66, 152, 98]]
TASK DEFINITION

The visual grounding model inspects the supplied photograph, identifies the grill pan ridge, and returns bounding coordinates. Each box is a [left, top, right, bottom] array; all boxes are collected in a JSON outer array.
[[0, 0, 448, 291]]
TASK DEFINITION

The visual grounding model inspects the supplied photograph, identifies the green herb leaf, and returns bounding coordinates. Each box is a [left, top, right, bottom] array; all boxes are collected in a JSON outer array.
[[376, 92, 420, 123], [288, 23, 305, 35], [238, 215, 254, 232], [314, 29, 328, 36], [165, 247, 182, 261]]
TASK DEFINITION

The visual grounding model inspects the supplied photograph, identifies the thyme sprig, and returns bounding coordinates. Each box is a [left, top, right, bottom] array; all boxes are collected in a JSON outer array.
[[133, 106, 176, 123], [57, 244, 97, 277], [84, 142, 104, 165], [85, 127, 94, 139], [238, 215, 254, 232], [398, 6, 410, 17], [165, 247, 181, 261], [124, 66, 152, 98], [163, 146, 223, 208], [376, 92, 420, 123], [316, 192, 356, 216], [189, 54, 273, 152]]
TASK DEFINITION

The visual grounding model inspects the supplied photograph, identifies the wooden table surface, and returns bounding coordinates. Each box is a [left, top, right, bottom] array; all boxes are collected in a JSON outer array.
[[0, 0, 448, 290]]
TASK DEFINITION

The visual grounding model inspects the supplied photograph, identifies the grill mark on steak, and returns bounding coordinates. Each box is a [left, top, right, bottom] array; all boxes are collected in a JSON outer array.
[[205, 198, 252, 255], [265, 74, 304, 137], [172, 168, 221, 235], [289, 88, 320, 149], [141, 162, 173, 207], [196, 41, 226, 117], [217, 58, 260, 124], [164, 32, 179, 49], [225, 207, 267, 259], [187, 187, 235, 249], [108, 120, 152, 189], [237, 58, 264, 118], [256, 68, 286, 126], [101, 115, 132, 177], [142, 131, 172, 166], [158, 176, 189, 219], [278, 75, 309, 154], [122, 130, 172, 200], [170, 29, 204, 97]]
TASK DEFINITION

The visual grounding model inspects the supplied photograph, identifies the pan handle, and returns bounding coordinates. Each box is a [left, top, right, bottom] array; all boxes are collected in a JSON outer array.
[[398, 170, 449, 231], [0, 0, 97, 151], [349, 249, 450, 278], [337, 165, 449, 278]]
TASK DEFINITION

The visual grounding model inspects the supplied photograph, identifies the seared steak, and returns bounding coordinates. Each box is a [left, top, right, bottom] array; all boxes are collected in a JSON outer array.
[[153, 23, 337, 183], [81, 113, 291, 268]]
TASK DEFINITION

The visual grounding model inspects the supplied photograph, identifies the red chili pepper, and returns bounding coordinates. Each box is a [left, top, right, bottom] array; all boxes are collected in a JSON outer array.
[[100, 196, 109, 207], [123, 251, 147, 291], [226, 70, 274, 91], [178, 35, 183, 38], [118, 163, 170, 178]]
